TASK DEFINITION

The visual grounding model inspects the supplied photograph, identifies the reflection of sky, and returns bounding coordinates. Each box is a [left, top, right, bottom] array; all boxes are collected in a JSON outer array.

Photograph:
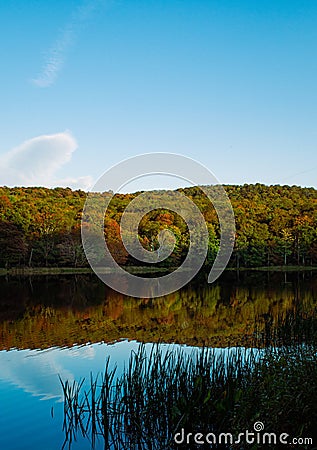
[[0, 340, 256, 450], [0, 340, 144, 450], [0, 340, 257, 400], [0, 340, 140, 401]]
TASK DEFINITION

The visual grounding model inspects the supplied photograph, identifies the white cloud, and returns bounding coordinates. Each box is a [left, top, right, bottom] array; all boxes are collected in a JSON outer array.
[[56, 175, 93, 191], [31, 0, 104, 87], [31, 27, 73, 88], [0, 131, 93, 190]]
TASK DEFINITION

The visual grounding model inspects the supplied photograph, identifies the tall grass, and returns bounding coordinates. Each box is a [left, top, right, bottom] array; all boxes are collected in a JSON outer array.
[[60, 343, 316, 449]]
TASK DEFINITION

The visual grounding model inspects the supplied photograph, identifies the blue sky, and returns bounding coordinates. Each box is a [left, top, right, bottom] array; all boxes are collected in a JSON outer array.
[[1, 0, 317, 191]]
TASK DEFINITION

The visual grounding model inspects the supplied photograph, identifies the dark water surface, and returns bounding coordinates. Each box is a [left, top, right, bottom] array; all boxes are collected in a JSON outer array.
[[0, 271, 316, 449]]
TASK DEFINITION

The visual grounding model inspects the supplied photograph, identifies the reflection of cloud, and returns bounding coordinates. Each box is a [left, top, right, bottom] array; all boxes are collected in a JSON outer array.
[[0, 342, 136, 402], [1, 341, 230, 406], [0, 131, 93, 190], [0, 349, 74, 401], [32, 0, 103, 87], [0, 343, 249, 403], [68, 345, 96, 359]]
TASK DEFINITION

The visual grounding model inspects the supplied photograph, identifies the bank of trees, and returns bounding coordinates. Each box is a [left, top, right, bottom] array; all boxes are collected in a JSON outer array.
[[0, 183, 316, 268]]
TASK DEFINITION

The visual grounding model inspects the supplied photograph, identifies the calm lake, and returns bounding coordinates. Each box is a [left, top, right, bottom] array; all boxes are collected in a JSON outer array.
[[0, 271, 316, 449]]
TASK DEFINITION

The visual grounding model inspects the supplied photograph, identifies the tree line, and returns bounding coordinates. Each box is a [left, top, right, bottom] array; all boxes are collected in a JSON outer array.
[[0, 183, 317, 268]]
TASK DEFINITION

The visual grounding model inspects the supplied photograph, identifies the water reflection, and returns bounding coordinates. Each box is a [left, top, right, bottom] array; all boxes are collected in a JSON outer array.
[[0, 340, 149, 450], [0, 272, 316, 449], [0, 271, 316, 349], [0, 340, 245, 450], [0, 341, 140, 402]]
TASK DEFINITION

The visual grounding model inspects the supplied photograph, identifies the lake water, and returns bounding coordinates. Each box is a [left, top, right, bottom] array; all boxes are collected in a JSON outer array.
[[0, 271, 316, 449]]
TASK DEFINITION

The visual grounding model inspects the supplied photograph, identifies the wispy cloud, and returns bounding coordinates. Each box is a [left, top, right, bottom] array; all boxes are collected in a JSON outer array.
[[32, 28, 73, 88], [32, 0, 104, 88], [0, 132, 93, 190]]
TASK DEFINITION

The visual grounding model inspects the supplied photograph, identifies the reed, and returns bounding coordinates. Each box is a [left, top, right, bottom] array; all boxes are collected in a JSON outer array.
[[60, 343, 316, 449]]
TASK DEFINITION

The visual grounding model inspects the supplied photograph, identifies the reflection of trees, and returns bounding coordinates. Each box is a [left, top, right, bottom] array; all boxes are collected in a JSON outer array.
[[0, 273, 316, 350]]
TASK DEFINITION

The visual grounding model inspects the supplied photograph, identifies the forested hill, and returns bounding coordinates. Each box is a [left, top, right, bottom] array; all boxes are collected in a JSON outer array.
[[0, 184, 317, 269]]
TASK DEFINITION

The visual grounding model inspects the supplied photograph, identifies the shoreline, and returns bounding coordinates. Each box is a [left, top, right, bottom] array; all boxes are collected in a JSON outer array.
[[1, 265, 317, 276]]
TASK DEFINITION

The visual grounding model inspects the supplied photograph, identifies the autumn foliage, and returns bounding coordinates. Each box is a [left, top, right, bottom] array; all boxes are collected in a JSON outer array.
[[0, 184, 317, 268]]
